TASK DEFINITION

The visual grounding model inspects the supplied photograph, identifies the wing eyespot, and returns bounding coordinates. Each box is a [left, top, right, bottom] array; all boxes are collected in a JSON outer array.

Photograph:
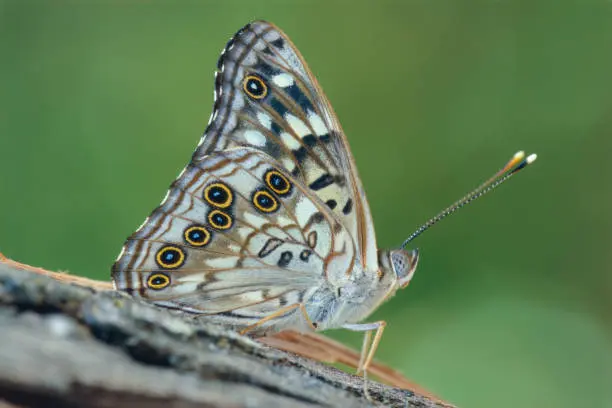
[[155, 246, 185, 269], [299, 249, 312, 261], [252, 189, 279, 213], [264, 169, 292, 196], [208, 209, 233, 230], [243, 74, 268, 100], [184, 225, 211, 247], [203, 182, 233, 208], [147, 273, 171, 290]]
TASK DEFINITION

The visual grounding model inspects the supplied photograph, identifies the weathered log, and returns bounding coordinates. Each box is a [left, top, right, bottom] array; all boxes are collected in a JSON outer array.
[[0, 259, 452, 407]]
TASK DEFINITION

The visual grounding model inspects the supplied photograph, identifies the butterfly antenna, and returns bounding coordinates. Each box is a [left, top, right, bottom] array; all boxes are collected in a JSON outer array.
[[401, 150, 537, 248]]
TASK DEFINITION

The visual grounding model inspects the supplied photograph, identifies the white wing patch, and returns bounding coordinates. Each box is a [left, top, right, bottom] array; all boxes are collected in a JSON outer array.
[[256, 112, 272, 129], [280, 131, 302, 150], [244, 130, 267, 146], [307, 112, 328, 137], [285, 114, 310, 137], [272, 73, 295, 87]]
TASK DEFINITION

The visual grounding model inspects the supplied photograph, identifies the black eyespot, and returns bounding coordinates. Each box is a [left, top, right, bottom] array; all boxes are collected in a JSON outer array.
[[147, 273, 170, 290], [270, 37, 285, 49], [252, 189, 279, 213], [264, 169, 291, 196], [342, 198, 353, 215], [208, 209, 232, 230], [325, 199, 337, 210], [155, 246, 185, 269], [203, 182, 233, 208], [309, 173, 334, 191], [299, 249, 312, 261], [243, 74, 268, 100], [184, 225, 211, 247], [277, 251, 293, 268]]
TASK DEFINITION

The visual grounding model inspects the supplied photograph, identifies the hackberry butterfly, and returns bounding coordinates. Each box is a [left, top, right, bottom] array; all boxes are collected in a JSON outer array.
[[111, 20, 536, 395]]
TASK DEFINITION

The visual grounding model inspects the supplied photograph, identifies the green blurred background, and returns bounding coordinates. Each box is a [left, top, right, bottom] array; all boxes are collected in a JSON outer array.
[[1, 1, 611, 407]]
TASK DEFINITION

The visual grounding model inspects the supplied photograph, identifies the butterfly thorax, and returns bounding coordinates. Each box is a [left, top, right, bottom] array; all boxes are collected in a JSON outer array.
[[301, 248, 419, 331], [303, 270, 393, 331]]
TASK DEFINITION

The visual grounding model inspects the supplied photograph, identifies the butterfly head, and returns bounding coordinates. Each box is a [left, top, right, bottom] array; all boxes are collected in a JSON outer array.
[[379, 248, 419, 289]]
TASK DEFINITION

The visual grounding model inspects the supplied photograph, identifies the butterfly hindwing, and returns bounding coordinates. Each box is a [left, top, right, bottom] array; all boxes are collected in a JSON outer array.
[[112, 148, 356, 325]]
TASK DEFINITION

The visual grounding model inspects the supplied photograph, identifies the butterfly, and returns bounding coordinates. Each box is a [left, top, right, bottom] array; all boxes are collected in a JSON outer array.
[[111, 20, 536, 395]]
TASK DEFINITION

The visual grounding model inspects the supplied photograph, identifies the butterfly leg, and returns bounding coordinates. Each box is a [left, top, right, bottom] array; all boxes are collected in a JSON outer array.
[[342, 321, 387, 400], [239, 303, 316, 335]]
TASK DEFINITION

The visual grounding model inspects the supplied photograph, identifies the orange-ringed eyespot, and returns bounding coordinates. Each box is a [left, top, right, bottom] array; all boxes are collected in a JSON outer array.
[[264, 169, 291, 196], [252, 189, 279, 213], [184, 225, 211, 247], [147, 273, 170, 290], [243, 74, 267, 100], [155, 245, 185, 269], [203, 182, 233, 208], [208, 209, 232, 230]]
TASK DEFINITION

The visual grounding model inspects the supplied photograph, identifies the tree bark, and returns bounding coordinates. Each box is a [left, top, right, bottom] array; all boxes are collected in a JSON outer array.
[[0, 260, 452, 408]]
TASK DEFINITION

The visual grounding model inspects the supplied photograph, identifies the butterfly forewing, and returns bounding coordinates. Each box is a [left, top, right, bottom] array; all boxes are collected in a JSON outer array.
[[194, 21, 378, 273]]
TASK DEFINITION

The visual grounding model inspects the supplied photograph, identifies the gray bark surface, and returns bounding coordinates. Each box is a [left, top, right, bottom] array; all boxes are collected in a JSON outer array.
[[0, 263, 451, 408]]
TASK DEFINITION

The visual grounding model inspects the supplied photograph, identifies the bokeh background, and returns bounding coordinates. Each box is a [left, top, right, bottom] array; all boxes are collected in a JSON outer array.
[[1, 1, 611, 407]]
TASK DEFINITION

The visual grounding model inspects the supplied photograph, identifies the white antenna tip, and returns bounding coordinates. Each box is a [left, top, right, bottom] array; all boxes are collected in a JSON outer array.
[[513, 150, 525, 160], [526, 153, 537, 164]]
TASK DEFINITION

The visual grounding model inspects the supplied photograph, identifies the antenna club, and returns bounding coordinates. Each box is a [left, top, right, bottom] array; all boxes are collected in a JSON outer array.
[[527, 153, 537, 164], [501, 150, 526, 174]]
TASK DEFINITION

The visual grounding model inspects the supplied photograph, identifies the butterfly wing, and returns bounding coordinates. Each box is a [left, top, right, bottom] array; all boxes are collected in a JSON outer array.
[[112, 148, 356, 330], [195, 21, 378, 273], [112, 21, 381, 331]]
